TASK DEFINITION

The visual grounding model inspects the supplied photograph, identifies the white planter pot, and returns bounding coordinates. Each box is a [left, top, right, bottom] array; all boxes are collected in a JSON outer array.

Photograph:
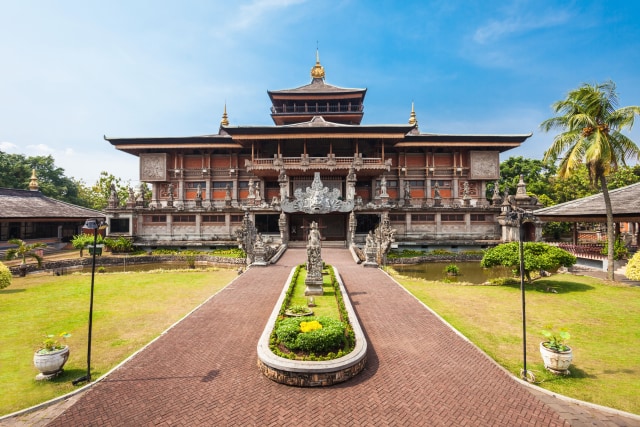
[[539, 342, 572, 375], [33, 346, 70, 380]]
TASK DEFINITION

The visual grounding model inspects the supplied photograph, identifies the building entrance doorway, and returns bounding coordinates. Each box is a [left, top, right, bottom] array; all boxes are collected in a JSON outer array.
[[289, 214, 346, 241]]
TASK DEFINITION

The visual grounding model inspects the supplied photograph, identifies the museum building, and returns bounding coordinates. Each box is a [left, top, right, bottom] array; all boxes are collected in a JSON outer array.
[[104, 55, 534, 249]]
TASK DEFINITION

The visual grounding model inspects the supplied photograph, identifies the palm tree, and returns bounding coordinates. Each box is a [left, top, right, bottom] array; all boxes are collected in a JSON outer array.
[[4, 238, 47, 276], [541, 80, 640, 280]]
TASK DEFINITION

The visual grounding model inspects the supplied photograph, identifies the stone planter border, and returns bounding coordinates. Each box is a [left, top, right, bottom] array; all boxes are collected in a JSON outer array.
[[257, 266, 367, 387]]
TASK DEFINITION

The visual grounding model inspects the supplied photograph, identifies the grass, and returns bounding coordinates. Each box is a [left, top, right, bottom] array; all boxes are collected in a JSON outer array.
[[0, 267, 237, 416], [288, 267, 339, 318], [388, 269, 640, 415]]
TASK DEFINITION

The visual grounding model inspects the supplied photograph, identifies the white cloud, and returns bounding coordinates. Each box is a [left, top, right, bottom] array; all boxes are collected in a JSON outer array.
[[233, 0, 308, 30], [0, 141, 18, 151], [26, 144, 55, 154], [473, 6, 571, 44]]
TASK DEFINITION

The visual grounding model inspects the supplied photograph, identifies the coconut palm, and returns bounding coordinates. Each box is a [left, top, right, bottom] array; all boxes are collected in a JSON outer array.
[[4, 238, 47, 276], [541, 80, 640, 280]]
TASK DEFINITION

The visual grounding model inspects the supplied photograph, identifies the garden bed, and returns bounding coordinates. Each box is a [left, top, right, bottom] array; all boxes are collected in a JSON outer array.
[[257, 266, 367, 387]]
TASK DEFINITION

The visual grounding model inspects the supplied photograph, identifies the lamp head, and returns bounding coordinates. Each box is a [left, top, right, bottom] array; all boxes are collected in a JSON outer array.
[[84, 219, 99, 230]]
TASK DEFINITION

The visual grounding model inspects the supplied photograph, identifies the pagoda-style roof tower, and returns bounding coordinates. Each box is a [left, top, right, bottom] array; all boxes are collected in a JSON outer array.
[[267, 51, 367, 126]]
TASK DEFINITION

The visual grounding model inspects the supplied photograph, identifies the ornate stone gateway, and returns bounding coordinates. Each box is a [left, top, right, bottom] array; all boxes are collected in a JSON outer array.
[[282, 173, 354, 214]]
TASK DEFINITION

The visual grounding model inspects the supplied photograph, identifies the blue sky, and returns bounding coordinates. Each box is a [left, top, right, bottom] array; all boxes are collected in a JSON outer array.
[[1, 0, 639, 185]]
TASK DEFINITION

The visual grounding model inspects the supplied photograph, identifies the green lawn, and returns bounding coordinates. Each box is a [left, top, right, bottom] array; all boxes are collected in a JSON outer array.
[[389, 269, 640, 415], [0, 268, 237, 416]]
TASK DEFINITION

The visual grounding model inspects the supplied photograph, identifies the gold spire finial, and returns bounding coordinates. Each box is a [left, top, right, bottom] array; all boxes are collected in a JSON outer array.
[[408, 102, 418, 126], [221, 103, 229, 126], [310, 48, 325, 80], [29, 169, 39, 191]]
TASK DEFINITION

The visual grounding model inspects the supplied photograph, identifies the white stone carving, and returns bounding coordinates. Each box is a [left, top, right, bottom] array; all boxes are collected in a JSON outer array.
[[140, 153, 168, 182], [470, 151, 499, 180]]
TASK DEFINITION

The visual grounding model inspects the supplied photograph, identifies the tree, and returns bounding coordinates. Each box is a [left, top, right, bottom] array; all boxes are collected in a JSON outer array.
[[481, 242, 576, 282], [4, 238, 47, 276], [80, 172, 131, 210], [541, 80, 640, 280], [497, 156, 556, 198], [0, 151, 85, 206]]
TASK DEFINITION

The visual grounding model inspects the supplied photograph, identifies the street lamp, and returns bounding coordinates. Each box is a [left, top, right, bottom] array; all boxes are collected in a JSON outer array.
[[509, 208, 535, 382], [73, 218, 106, 386]]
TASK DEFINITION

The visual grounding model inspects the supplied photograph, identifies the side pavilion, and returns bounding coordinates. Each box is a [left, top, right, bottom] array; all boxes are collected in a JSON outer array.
[[534, 182, 640, 246]]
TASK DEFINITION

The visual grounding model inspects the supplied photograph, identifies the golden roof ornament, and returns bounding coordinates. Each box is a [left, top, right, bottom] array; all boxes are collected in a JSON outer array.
[[310, 49, 325, 80], [221, 103, 229, 126], [408, 102, 418, 126], [29, 169, 39, 191]]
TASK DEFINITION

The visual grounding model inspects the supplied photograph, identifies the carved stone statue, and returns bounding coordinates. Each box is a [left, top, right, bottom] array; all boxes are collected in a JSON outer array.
[[248, 179, 255, 199], [235, 212, 257, 266], [304, 221, 324, 295], [404, 181, 411, 200], [380, 176, 388, 197], [282, 172, 353, 214], [363, 231, 377, 267]]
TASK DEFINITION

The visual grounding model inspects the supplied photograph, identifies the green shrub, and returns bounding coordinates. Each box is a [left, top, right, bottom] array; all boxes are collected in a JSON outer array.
[[210, 247, 246, 258], [626, 251, 640, 281], [0, 263, 12, 289], [387, 249, 424, 259], [601, 238, 629, 260], [275, 316, 346, 353], [429, 249, 455, 256], [104, 236, 134, 253], [444, 264, 460, 275], [151, 249, 177, 255]]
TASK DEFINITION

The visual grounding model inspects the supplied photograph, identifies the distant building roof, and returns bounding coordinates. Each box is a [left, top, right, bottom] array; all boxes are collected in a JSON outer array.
[[0, 188, 105, 220], [534, 182, 640, 222]]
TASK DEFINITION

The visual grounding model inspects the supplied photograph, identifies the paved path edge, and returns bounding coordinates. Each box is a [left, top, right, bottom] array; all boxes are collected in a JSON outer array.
[[0, 272, 244, 424], [379, 268, 640, 423]]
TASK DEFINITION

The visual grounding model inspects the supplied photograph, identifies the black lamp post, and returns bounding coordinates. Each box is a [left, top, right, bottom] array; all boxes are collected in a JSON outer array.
[[73, 218, 104, 386], [510, 208, 535, 382]]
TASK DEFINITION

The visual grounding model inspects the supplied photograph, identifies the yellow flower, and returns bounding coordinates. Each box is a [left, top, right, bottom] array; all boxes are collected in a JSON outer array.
[[300, 320, 322, 333]]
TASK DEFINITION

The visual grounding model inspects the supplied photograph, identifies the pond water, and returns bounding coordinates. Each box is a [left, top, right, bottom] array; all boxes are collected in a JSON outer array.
[[390, 261, 513, 284]]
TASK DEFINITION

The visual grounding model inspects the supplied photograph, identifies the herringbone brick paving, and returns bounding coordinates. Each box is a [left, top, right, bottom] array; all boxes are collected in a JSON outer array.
[[17, 249, 640, 426]]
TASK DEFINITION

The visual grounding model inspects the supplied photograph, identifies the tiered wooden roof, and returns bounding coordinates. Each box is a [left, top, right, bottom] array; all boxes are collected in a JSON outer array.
[[534, 182, 640, 222], [0, 188, 105, 221]]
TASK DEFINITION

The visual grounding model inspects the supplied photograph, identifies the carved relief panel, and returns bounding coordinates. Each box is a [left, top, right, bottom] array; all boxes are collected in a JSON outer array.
[[469, 151, 499, 180], [140, 153, 168, 182]]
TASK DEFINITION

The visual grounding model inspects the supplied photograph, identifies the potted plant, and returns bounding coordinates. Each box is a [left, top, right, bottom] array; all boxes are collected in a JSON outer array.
[[540, 328, 572, 375], [33, 332, 71, 380], [4, 238, 47, 277]]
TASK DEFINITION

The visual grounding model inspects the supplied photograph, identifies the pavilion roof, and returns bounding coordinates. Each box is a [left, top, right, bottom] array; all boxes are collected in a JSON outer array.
[[0, 188, 105, 220], [534, 182, 640, 222], [268, 78, 366, 97]]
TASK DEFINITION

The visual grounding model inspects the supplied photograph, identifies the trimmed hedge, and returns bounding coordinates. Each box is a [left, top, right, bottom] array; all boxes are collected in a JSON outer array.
[[275, 316, 346, 353], [0, 262, 11, 289], [626, 251, 640, 281]]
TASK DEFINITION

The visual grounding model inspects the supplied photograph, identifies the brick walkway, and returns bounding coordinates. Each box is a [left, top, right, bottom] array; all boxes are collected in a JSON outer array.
[[7, 249, 640, 426]]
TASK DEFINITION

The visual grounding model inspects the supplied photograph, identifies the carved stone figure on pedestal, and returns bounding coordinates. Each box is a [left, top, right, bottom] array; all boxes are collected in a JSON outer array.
[[253, 233, 267, 266], [363, 231, 378, 267], [248, 179, 255, 199], [433, 181, 442, 207], [235, 212, 257, 266], [304, 221, 324, 295], [462, 181, 471, 206], [195, 183, 203, 207], [108, 183, 120, 209], [225, 184, 232, 207]]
